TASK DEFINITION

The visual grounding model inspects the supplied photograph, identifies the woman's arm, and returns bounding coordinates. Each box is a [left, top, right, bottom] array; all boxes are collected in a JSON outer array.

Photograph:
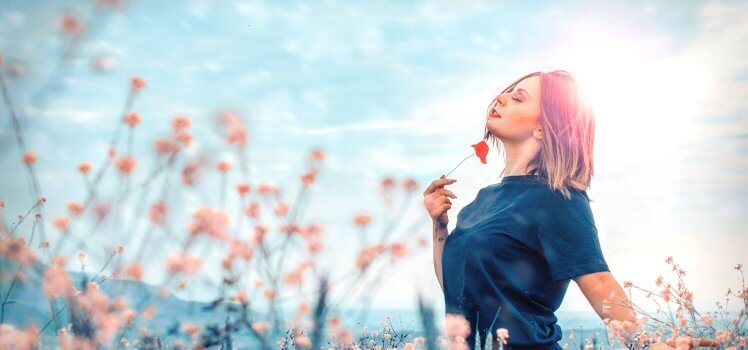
[[575, 272, 720, 349], [432, 220, 449, 292], [575, 271, 636, 324]]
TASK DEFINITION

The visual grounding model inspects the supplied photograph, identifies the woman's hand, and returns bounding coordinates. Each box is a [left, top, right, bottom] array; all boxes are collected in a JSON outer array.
[[647, 336, 721, 349], [422, 175, 457, 228]]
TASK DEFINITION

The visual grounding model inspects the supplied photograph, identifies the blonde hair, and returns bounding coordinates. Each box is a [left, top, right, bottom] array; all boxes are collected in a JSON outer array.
[[483, 70, 595, 200]]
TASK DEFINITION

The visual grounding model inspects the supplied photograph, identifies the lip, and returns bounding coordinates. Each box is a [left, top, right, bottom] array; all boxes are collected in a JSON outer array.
[[489, 111, 502, 119]]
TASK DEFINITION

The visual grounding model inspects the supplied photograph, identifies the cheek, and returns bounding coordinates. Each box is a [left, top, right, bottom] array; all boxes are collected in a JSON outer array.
[[515, 107, 541, 128]]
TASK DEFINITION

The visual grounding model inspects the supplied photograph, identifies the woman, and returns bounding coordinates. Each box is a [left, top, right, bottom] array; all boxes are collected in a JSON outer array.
[[422, 70, 716, 349]]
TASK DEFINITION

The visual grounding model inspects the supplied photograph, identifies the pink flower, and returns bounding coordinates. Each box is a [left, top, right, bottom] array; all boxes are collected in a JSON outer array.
[[301, 171, 316, 186], [389, 242, 408, 258], [57, 13, 84, 36], [274, 202, 289, 217], [283, 269, 303, 287], [0, 236, 37, 264], [715, 328, 733, 343], [22, 151, 36, 165], [123, 112, 141, 127], [252, 225, 268, 244], [299, 302, 310, 313], [402, 178, 420, 193], [130, 76, 146, 91], [381, 177, 395, 192], [175, 130, 192, 146], [153, 138, 179, 156], [124, 262, 143, 280], [496, 328, 510, 345], [216, 161, 231, 173], [66, 201, 84, 216], [305, 223, 324, 238], [701, 315, 714, 327], [307, 238, 324, 254], [228, 239, 254, 261], [0, 324, 37, 350], [263, 289, 275, 300], [251, 322, 269, 333], [444, 313, 471, 343], [661, 287, 671, 303], [43, 256, 76, 298], [257, 183, 278, 196], [149, 200, 168, 227], [187, 207, 229, 240], [114, 155, 137, 176], [217, 110, 249, 147], [78, 162, 92, 174], [309, 148, 326, 162], [122, 309, 136, 326], [181, 161, 202, 186], [53, 216, 70, 231], [354, 213, 373, 228], [182, 323, 199, 336], [280, 222, 303, 235], [236, 183, 250, 196], [245, 202, 260, 219], [142, 306, 157, 320], [172, 115, 191, 131], [355, 244, 385, 270], [232, 290, 248, 304], [295, 335, 311, 348], [166, 253, 203, 276]]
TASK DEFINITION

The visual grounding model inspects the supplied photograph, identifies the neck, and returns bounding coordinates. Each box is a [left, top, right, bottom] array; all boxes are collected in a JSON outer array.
[[501, 139, 541, 176]]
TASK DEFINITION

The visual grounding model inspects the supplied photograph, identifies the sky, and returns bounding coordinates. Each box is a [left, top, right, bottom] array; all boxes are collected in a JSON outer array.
[[0, 0, 746, 321]]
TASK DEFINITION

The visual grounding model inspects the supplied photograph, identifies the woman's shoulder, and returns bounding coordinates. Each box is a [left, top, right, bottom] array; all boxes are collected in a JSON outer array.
[[534, 179, 590, 204]]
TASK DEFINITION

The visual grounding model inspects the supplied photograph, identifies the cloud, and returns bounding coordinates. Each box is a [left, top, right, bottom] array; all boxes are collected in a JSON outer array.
[[26, 106, 108, 124]]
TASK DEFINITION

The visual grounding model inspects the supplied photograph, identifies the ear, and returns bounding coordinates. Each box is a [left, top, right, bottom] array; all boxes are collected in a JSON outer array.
[[533, 129, 543, 139]]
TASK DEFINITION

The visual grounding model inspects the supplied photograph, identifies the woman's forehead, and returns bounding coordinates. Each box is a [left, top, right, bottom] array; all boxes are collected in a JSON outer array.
[[515, 76, 540, 92]]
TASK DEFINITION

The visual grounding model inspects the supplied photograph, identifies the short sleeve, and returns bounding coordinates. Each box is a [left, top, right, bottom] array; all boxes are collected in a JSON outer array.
[[537, 189, 609, 283]]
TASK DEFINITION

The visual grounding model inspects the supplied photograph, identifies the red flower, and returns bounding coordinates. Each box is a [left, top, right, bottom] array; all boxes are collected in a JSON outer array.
[[471, 140, 488, 164], [444, 140, 490, 178]]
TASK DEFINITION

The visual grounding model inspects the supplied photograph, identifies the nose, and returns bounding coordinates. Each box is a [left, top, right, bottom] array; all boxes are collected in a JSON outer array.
[[495, 94, 506, 107]]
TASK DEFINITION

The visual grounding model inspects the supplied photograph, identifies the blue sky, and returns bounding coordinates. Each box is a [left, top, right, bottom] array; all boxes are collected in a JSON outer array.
[[1, 0, 746, 320]]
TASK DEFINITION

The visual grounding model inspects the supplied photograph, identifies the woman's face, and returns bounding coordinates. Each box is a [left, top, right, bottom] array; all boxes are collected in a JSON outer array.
[[486, 75, 543, 143]]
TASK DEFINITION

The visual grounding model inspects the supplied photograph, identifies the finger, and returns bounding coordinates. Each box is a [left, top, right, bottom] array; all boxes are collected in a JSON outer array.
[[442, 189, 457, 199], [424, 178, 457, 195], [437, 203, 452, 214], [438, 196, 452, 206]]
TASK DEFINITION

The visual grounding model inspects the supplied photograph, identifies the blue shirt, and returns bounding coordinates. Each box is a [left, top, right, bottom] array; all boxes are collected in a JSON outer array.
[[441, 174, 609, 349]]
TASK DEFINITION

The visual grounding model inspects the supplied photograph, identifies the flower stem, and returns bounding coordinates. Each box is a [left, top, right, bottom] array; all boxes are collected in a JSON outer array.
[[445, 154, 475, 178]]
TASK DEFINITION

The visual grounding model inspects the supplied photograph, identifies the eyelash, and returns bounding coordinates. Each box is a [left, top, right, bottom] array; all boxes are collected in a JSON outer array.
[[512, 96, 522, 102]]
